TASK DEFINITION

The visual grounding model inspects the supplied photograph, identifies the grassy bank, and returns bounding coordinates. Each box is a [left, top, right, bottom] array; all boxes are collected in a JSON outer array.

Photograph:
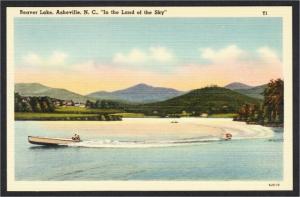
[[112, 112, 160, 118], [14, 106, 123, 121], [208, 113, 238, 118], [114, 112, 238, 118], [55, 106, 123, 114], [15, 106, 238, 120], [112, 112, 146, 118], [15, 112, 121, 121]]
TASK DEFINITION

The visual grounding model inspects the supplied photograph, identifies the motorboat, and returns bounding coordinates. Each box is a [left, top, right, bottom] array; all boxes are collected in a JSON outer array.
[[28, 135, 81, 146], [222, 133, 232, 140]]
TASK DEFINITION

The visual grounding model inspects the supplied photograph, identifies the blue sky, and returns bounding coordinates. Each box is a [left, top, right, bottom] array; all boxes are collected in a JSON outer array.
[[15, 17, 282, 65], [14, 17, 283, 93]]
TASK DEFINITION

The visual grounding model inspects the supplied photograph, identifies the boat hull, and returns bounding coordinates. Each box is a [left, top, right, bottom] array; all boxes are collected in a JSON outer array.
[[28, 136, 80, 146]]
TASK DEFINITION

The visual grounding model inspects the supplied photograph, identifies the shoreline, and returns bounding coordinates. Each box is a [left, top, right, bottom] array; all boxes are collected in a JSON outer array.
[[14, 112, 238, 121], [14, 112, 284, 129], [15, 112, 122, 121], [234, 119, 283, 128]]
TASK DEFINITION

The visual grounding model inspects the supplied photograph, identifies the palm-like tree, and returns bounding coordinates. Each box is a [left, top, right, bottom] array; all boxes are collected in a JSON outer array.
[[263, 79, 284, 123]]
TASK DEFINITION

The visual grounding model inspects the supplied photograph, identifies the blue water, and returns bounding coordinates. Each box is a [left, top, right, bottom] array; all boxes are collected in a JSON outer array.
[[15, 120, 283, 181]]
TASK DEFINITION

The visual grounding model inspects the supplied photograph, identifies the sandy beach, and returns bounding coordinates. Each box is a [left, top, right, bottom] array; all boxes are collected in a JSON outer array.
[[34, 118, 275, 141]]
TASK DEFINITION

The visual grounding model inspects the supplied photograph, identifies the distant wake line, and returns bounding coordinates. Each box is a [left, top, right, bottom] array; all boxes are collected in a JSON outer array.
[[67, 137, 220, 148], [67, 125, 275, 148]]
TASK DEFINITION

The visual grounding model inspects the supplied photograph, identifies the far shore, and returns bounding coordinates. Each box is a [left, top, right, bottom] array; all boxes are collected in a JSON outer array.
[[15, 112, 238, 121], [14, 112, 283, 129], [15, 112, 122, 121]]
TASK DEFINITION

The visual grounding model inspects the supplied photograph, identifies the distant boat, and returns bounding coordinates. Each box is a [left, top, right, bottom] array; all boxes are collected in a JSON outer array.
[[28, 136, 81, 146], [222, 133, 232, 140], [171, 120, 179, 123]]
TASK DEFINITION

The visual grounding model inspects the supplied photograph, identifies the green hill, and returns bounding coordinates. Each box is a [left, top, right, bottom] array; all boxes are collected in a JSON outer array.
[[129, 87, 261, 116], [15, 83, 91, 103]]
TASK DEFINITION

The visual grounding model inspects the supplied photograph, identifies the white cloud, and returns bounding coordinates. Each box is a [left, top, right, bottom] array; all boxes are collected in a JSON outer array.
[[48, 51, 68, 65], [257, 47, 281, 64], [199, 45, 281, 67], [113, 47, 174, 65], [113, 49, 147, 64], [149, 47, 173, 62], [22, 52, 42, 66], [200, 45, 247, 64], [22, 51, 68, 68]]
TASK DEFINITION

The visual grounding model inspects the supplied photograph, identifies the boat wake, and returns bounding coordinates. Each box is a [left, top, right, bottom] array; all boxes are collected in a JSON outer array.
[[67, 123, 276, 148], [67, 137, 222, 148]]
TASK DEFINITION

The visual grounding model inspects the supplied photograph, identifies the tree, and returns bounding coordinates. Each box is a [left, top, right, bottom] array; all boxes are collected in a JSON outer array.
[[85, 100, 93, 108], [45, 97, 55, 112], [38, 97, 55, 112], [14, 94, 56, 113], [263, 79, 283, 123], [256, 106, 264, 125], [238, 103, 250, 121], [248, 104, 258, 122], [101, 100, 108, 109], [41, 101, 48, 112], [30, 97, 42, 112], [14, 93, 23, 112], [235, 78, 284, 126], [95, 100, 101, 108], [22, 101, 32, 112]]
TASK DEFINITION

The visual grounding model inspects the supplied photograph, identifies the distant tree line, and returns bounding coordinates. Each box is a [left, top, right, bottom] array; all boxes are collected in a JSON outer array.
[[235, 79, 283, 126], [85, 99, 125, 109], [15, 93, 55, 112]]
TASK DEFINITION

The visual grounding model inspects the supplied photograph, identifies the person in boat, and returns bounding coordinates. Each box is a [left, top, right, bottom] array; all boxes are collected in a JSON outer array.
[[72, 133, 80, 141]]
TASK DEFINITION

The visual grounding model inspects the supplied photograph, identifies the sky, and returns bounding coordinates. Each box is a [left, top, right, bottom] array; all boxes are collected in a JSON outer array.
[[14, 17, 283, 94]]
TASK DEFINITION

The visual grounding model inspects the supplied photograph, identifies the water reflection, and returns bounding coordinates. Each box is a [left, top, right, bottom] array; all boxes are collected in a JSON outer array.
[[29, 145, 68, 150]]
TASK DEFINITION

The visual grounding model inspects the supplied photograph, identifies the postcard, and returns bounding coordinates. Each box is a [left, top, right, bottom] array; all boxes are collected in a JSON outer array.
[[1, 1, 299, 196]]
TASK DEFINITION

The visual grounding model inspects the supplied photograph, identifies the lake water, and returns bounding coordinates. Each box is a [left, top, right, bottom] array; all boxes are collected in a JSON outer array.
[[15, 118, 283, 181]]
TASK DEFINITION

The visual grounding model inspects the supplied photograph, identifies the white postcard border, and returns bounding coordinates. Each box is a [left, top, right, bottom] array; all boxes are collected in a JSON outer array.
[[6, 6, 293, 191]]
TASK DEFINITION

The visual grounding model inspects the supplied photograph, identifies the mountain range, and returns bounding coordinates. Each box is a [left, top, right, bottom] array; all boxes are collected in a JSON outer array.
[[224, 82, 253, 90], [225, 82, 266, 99], [15, 83, 90, 103], [87, 83, 185, 103], [15, 82, 266, 104], [15, 83, 185, 103], [233, 85, 267, 99]]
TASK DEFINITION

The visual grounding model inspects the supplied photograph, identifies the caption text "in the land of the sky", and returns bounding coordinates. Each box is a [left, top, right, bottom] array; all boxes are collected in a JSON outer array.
[[19, 9, 168, 16]]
